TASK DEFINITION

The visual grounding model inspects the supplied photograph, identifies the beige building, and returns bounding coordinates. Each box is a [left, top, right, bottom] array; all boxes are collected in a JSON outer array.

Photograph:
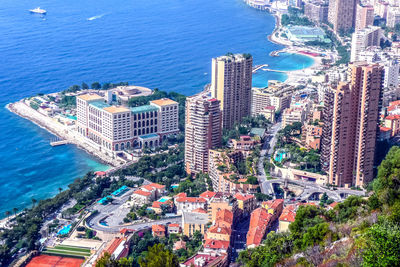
[[355, 4, 374, 30], [387, 6, 400, 28], [304, 1, 329, 23], [211, 54, 252, 129], [350, 26, 383, 62], [251, 86, 292, 116], [76, 94, 179, 153], [320, 63, 383, 187], [185, 93, 222, 175], [182, 211, 208, 236], [282, 107, 306, 128], [328, 0, 357, 33]]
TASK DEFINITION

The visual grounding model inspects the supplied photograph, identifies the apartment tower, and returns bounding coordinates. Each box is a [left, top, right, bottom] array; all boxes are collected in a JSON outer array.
[[211, 53, 252, 129], [355, 4, 374, 30], [320, 63, 383, 187], [185, 93, 222, 175], [328, 0, 357, 33]]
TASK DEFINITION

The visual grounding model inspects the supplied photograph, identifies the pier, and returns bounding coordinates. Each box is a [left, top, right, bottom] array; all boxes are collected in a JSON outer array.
[[50, 139, 70, 146], [252, 64, 269, 73]]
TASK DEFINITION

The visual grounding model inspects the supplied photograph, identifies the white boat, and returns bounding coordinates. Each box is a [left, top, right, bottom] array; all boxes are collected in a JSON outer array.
[[29, 7, 47, 14]]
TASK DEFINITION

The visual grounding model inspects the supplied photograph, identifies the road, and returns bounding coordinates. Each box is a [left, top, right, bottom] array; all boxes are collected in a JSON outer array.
[[230, 216, 250, 262], [257, 122, 282, 195]]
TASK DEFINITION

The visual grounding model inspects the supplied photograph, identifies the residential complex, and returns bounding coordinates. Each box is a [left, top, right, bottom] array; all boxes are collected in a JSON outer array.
[[184, 93, 222, 175], [350, 26, 383, 62], [76, 94, 179, 154], [328, 0, 357, 33], [304, 1, 329, 23], [211, 53, 253, 129], [355, 4, 374, 30], [320, 63, 384, 187]]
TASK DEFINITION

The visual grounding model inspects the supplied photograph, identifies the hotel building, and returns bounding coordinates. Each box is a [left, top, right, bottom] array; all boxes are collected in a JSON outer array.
[[320, 63, 383, 187], [328, 0, 357, 33], [350, 26, 383, 63], [184, 93, 222, 175], [76, 94, 179, 154], [211, 54, 252, 129]]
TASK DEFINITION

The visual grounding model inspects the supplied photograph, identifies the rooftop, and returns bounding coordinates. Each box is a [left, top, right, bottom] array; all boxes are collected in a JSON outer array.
[[199, 190, 217, 199], [287, 25, 325, 37], [130, 105, 159, 114], [152, 224, 166, 232], [182, 211, 209, 225], [77, 93, 103, 101], [103, 106, 130, 113], [150, 98, 178, 106], [90, 100, 111, 109], [132, 189, 151, 197]]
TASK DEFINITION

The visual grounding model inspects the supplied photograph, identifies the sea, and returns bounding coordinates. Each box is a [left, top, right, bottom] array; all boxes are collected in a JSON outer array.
[[0, 0, 313, 217]]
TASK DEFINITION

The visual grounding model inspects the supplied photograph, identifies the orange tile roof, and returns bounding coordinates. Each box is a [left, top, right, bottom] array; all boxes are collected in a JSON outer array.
[[207, 225, 232, 235], [152, 224, 166, 232], [199, 190, 217, 199], [247, 208, 273, 247], [77, 93, 103, 101], [234, 193, 255, 201], [329, 202, 338, 208], [204, 239, 230, 250], [390, 100, 400, 106], [279, 209, 296, 223], [168, 223, 180, 228], [141, 184, 157, 191], [192, 208, 208, 214], [148, 183, 166, 189], [106, 237, 124, 255], [380, 127, 392, 132], [150, 98, 178, 106], [262, 199, 284, 210], [216, 209, 233, 225], [385, 115, 400, 120], [174, 192, 187, 198], [176, 197, 207, 203], [133, 189, 151, 197]]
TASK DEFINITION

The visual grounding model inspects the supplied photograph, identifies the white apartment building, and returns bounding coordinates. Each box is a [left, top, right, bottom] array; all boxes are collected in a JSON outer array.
[[76, 94, 179, 154], [251, 87, 291, 116], [350, 26, 383, 62], [387, 6, 400, 28], [282, 107, 306, 128]]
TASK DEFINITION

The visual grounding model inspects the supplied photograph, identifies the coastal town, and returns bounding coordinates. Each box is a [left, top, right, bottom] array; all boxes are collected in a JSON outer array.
[[3, 0, 400, 266]]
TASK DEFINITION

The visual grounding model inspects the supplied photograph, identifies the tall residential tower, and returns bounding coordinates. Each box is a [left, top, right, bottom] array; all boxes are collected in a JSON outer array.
[[185, 93, 222, 175], [211, 53, 253, 129], [320, 63, 383, 187]]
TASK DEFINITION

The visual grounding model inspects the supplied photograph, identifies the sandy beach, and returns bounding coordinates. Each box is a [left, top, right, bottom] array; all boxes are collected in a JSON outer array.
[[7, 100, 119, 167]]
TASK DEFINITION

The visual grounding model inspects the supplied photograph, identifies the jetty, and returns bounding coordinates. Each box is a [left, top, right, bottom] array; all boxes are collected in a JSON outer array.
[[252, 64, 269, 73], [50, 139, 70, 146]]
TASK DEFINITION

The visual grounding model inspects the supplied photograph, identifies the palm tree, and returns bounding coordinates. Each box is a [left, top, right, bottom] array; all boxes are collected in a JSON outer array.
[[5, 211, 10, 219], [58, 187, 62, 194], [12, 208, 18, 217], [31, 198, 37, 208]]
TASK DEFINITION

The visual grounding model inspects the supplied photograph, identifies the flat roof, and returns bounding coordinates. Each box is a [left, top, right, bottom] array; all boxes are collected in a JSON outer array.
[[103, 106, 130, 113], [77, 94, 103, 101], [182, 211, 208, 225], [90, 100, 111, 109], [130, 105, 159, 114], [287, 26, 325, 36], [150, 98, 178, 106]]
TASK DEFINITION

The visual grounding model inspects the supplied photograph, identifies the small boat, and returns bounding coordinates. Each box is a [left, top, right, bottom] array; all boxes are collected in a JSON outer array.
[[29, 7, 47, 14]]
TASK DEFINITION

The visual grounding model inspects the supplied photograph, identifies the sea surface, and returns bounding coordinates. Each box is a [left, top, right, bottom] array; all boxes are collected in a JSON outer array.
[[0, 0, 313, 216]]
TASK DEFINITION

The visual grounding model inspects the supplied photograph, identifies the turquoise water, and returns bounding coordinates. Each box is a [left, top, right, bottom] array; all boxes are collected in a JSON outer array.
[[158, 197, 169, 203], [275, 151, 287, 163], [57, 224, 72, 235], [0, 0, 313, 217]]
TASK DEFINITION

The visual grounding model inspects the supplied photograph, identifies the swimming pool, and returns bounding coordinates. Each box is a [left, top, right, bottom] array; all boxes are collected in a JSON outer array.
[[275, 151, 287, 163], [158, 197, 170, 203], [57, 224, 71, 236]]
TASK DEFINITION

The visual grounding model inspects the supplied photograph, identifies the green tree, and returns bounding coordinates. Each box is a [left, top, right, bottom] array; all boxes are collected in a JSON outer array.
[[81, 82, 89, 89], [91, 82, 101, 89], [138, 243, 178, 267], [31, 198, 37, 208], [361, 221, 400, 267], [96, 252, 133, 267]]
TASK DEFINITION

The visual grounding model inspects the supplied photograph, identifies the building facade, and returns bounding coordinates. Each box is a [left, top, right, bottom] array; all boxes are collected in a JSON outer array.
[[328, 0, 357, 33], [320, 63, 384, 187], [355, 4, 374, 30], [350, 26, 383, 62], [304, 1, 329, 23], [211, 54, 253, 129], [76, 94, 179, 153], [184, 93, 222, 175]]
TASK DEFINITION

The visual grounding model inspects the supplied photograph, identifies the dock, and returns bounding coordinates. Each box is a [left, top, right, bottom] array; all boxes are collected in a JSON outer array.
[[50, 140, 70, 146], [252, 64, 269, 73]]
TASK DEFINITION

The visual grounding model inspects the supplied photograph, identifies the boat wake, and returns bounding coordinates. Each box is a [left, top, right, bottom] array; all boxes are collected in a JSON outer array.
[[87, 14, 106, 21]]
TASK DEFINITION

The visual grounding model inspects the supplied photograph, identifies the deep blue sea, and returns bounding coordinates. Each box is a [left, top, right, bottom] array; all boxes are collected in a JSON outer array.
[[0, 0, 313, 216]]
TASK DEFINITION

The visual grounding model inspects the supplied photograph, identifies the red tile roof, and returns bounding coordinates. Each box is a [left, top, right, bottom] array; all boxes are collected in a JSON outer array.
[[216, 209, 233, 226], [385, 114, 400, 120], [105, 237, 124, 256], [207, 225, 232, 235], [204, 239, 230, 250], [262, 199, 284, 210], [247, 208, 273, 247], [133, 189, 151, 197], [279, 209, 296, 223], [141, 184, 157, 191], [174, 192, 187, 198], [380, 126, 392, 132], [234, 193, 255, 201], [168, 223, 180, 228], [148, 183, 166, 189], [199, 190, 217, 199], [176, 197, 207, 203], [152, 224, 166, 233]]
